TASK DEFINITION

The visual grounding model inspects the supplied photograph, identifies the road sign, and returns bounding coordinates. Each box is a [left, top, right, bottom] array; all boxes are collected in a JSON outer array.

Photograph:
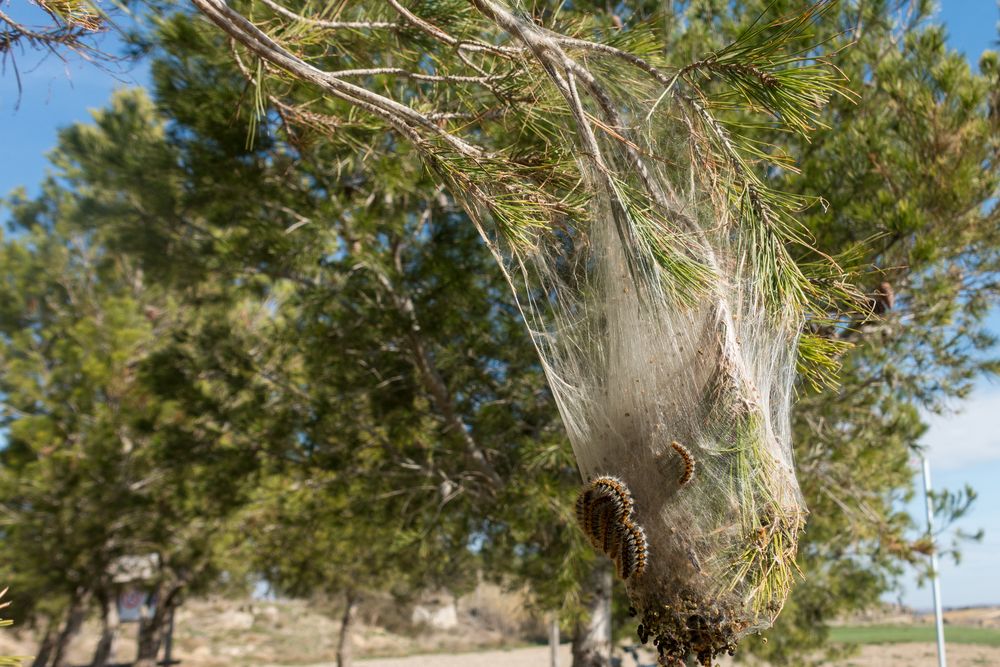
[[117, 587, 156, 623]]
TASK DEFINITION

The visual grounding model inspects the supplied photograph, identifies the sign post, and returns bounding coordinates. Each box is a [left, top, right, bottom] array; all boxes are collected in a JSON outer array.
[[163, 606, 176, 665], [111, 554, 180, 666]]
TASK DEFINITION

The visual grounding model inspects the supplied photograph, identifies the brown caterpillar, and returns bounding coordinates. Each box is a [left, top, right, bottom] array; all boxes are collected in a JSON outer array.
[[590, 476, 633, 518], [617, 519, 648, 580], [575, 476, 647, 580], [575, 486, 614, 551], [671, 441, 695, 486]]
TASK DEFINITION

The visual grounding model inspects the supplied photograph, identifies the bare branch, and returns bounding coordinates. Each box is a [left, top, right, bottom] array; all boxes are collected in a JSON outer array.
[[330, 66, 504, 84], [386, 0, 522, 56], [257, 0, 399, 30]]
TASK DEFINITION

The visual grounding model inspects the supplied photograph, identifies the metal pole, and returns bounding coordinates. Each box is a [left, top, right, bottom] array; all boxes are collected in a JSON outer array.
[[922, 457, 947, 667]]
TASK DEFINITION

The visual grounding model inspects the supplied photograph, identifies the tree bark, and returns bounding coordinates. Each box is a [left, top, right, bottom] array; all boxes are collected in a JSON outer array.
[[50, 593, 89, 667], [135, 615, 164, 667], [91, 595, 117, 667], [571, 566, 613, 667], [549, 615, 560, 667], [134, 583, 181, 667], [336, 590, 358, 667], [30, 621, 55, 667]]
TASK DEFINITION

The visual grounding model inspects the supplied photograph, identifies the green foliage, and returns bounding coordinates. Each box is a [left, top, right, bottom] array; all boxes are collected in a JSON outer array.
[[0, 90, 269, 638], [678, 1, 859, 321], [140, 10, 589, 615], [0, 588, 23, 667], [2, 9, 589, 642]]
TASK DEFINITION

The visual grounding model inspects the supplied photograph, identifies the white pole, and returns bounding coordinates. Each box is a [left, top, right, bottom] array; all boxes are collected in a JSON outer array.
[[922, 456, 947, 667]]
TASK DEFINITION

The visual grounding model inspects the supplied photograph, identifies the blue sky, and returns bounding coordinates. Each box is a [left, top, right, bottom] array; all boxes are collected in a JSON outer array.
[[1, 1, 999, 608], [0, 1, 150, 200]]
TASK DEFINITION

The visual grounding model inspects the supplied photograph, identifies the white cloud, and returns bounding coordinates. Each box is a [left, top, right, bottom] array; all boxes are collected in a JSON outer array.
[[922, 388, 1000, 470]]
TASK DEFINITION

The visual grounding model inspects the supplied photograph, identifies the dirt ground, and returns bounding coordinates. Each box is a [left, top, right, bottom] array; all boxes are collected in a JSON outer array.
[[833, 642, 999, 667], [261, 645, 574, 667], [6, 630, 1000, 666], [256, 642, 1000, 667], [4, 594, 999, 667], [368, 643, 992, 667]]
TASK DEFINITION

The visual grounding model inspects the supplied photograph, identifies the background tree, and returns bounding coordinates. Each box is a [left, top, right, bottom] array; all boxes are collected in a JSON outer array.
[[0, 195, 161, 667], [2, 10, 593, 661], [0, 92, 275, 667]]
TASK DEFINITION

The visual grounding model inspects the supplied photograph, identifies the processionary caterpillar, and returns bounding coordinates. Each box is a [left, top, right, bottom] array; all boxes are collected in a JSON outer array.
[[617, 519, 648, 580], [575, 475, 648, 580], [671, 440, 695, 486], [590, 476, 633, 519]]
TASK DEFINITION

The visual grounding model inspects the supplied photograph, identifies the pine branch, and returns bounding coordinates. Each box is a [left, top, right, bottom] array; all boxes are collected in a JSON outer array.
[[191, 0, 864, 379]]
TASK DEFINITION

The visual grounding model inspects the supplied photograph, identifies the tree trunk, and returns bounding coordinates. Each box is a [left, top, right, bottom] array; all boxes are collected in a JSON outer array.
[[91, 596, 117, 667], [571, 566, 613, 667], [91, 626, 115, 667], [50, 593, 89, 667], [135, 584, 180, 667], [336, 590, 358, 667], [135, 615, 164, 667], [30, 622, 55, 667], [549, 615, 560, 667]]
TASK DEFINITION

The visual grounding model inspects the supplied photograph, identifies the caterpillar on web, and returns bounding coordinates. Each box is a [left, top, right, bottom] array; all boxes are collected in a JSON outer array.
[[671, 441, 695, 486], [590, 476, 633, 518], [617, 519, 648, 580], [577, 477, 632, 548], [575, 476, 647, 580]]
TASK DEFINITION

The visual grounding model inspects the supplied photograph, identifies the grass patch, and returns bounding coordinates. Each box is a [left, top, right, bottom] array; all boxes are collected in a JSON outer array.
[[830, 625, 1000, 648]]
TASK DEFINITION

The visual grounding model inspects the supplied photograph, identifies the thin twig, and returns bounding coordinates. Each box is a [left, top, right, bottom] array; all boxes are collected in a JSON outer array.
[[257, 0, 399, 30]]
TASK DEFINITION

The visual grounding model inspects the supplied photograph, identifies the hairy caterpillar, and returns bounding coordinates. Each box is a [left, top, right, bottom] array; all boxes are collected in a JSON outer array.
[[575, 476, 647, 580], [671, 441, 695, 486], [575, 486, 612, 551], [590, 476, 633, 518], [617, 519, 648, 580]]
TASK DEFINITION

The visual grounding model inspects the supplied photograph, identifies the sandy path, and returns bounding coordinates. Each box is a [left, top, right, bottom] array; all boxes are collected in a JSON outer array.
[[357, 645, 573, 667], [838, 642, 999, 666], [256, 645, 576, 667]]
